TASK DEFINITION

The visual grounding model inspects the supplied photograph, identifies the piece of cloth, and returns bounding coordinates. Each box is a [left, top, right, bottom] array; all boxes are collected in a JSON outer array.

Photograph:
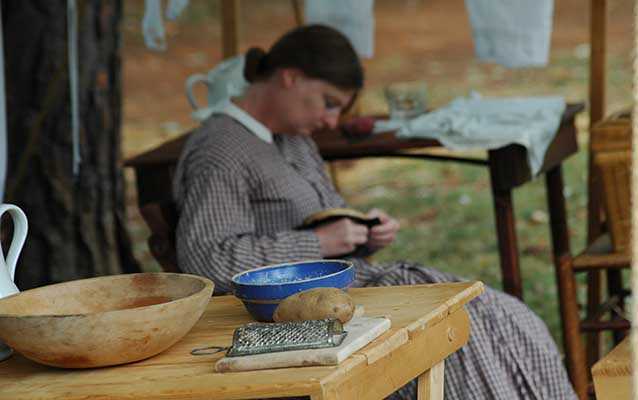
[[375, 93, 566, 175], [142, 0, 190, 51], [304, 0, 375, 58], [166, 0, 189, 20], [173, 111, 577, 399], [142, 0, 166, 51], [465, 0, 554, 68]]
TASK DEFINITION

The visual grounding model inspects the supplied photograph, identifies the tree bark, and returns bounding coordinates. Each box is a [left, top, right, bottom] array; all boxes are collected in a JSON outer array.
[[2, 0, 140, 290]]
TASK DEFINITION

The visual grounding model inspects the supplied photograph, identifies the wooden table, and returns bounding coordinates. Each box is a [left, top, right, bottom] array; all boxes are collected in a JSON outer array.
[[125, 103, 583, 300], [0, 282, 483, 400], [592, 336, 634, 400]]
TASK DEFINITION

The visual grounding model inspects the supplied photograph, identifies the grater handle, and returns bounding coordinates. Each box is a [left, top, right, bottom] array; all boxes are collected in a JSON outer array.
[[191, 345, 229, 356]]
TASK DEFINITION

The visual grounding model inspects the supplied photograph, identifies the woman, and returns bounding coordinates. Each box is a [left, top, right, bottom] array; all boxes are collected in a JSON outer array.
[[173, 25, 576, 399]]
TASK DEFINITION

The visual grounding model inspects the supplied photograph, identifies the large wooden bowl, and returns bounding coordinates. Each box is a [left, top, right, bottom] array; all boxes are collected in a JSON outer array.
[[0, 273, 214, 368]]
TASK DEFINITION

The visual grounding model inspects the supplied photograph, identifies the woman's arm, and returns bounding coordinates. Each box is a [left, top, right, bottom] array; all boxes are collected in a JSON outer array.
[[175, 168, 323, 294]]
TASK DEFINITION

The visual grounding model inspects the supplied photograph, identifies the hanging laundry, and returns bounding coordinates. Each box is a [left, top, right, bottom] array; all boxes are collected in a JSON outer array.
[[304, 0, 375, 58], [465, 0, 554, 68], [142, 0, 190, 51], [167, 0, 189, 20]]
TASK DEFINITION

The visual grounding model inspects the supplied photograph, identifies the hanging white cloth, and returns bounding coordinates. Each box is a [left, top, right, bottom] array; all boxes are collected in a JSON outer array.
[[304, 0, 375, 58], [465, 0, 554, 68], [166, 0, 189, 20], [375, 92, 566, 175], [0, 2, 6, 202], [142, 0, 190, 51]]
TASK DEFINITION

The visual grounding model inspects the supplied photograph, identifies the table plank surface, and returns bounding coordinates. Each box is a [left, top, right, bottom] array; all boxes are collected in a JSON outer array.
[[592, 337, 633, 400], [0, 282, 483, 400]]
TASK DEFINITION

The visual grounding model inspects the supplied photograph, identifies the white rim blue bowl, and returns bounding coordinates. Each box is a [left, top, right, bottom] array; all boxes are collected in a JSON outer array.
[[231, 260, 354, 321]]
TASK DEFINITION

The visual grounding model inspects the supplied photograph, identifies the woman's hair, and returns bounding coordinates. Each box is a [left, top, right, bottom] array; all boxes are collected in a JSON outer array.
[[243, 24, 364, 90]]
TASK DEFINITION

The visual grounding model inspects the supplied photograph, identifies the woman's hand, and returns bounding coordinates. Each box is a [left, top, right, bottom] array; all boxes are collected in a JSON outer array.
[[366, 208, 400, 251], [315, 218, 369, 257]]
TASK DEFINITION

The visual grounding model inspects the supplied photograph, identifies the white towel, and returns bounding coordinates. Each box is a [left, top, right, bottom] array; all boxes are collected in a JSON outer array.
[[465, 0, 554, 68], [142, 0, 190, 51], [375, 93, 566, 175], [304, 0, 375, 58], [142, 0, 166, 51]]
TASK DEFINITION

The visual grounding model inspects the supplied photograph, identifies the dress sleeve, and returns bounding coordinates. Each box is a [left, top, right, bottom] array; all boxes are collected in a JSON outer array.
[[175, 167, 323, 294]]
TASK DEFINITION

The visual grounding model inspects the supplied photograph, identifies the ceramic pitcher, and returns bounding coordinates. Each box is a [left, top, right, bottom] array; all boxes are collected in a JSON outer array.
[[184, 55, 247, 121], [0, 204, 28, 298]]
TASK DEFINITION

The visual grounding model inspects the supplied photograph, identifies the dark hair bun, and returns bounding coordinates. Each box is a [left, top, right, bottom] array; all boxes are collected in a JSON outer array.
[[244, 47, 267, 83]]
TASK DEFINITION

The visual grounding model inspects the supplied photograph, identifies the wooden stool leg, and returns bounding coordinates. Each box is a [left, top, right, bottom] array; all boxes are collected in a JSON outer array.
[[417, 360, 445, 400], [555, 256, 589, 400], [586, 270, 603, 369]]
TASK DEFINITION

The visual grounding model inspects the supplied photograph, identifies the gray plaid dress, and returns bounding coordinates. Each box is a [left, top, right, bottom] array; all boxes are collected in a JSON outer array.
[[173, 113, 577, 400]]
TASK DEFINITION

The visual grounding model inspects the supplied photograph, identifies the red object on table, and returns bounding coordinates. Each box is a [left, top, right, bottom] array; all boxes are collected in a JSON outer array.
[[340, 115, 376, 138]]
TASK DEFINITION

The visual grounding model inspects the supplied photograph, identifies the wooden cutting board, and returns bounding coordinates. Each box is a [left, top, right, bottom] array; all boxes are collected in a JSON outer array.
[[215, 316, 391, 372]]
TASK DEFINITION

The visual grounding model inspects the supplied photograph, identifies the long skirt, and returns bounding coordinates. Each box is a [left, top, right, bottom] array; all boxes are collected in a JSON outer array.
[[354, 261, 577, 400]]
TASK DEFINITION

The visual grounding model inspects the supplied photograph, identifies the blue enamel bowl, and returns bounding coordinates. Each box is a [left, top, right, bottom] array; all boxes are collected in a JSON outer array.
[[231, 260, 355, 322]]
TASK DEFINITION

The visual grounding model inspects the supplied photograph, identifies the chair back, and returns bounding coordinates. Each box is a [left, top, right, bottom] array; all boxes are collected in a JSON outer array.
[[140, 201, 179, 272], [591, 110, 632, 253]]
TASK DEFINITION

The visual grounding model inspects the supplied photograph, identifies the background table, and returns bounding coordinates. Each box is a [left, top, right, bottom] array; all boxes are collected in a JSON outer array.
[[0, 282, 483, 400], [125, 103, 583, 300]]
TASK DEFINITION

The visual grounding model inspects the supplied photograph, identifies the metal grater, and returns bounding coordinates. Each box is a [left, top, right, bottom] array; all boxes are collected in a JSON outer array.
[[226, 318, 347, 357]]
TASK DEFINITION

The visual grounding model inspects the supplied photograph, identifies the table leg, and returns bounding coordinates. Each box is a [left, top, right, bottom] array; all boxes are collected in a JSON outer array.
[[490, 184, 523, 299], [545, 166, 588, 399], [417, 359, 445, 400]]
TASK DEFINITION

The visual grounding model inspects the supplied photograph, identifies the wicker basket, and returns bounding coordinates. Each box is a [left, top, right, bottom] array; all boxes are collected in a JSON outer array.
[[591, 109, 631, 153], [594, 150, 631, 253], [591, 111, 632, 253]]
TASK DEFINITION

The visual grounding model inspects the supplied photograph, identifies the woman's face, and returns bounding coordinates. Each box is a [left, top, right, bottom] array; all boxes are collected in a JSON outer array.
[[277, 70, 355, 136]]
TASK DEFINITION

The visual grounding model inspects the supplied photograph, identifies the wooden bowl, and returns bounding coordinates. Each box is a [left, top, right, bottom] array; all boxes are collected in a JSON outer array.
[[0, 273, 214, 368]]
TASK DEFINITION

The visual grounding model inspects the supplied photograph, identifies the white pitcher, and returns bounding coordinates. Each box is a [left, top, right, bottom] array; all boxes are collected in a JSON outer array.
[[0, 203, 27, 361], [0, 204, 28, 298], [184, 55, 247, 121]]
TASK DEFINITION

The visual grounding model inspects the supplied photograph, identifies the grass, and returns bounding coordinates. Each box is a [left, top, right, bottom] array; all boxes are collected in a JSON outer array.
[[336, 147, 589, 346]]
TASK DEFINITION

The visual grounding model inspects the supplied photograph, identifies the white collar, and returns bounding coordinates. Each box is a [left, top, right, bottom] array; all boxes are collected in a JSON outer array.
[[210, 99, 273, 144]]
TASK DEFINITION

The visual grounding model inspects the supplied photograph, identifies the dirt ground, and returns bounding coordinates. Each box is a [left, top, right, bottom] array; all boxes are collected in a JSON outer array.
[[120, 0, 635, 268]]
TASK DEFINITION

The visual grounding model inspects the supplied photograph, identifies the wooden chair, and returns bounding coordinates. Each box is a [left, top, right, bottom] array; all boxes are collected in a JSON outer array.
[[140, 201, 179, 273], [559, 111, 631, 398]]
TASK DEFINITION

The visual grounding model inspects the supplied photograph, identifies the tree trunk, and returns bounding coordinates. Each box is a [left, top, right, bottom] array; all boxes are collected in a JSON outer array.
[[2, 0, 140, 290]]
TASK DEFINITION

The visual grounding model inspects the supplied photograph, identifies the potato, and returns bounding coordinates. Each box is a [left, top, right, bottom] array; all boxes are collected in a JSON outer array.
[[273, 287, 354, 324]]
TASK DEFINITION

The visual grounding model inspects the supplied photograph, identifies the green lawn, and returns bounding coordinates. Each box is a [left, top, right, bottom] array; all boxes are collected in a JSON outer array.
[[337, 146, 589, 346]]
